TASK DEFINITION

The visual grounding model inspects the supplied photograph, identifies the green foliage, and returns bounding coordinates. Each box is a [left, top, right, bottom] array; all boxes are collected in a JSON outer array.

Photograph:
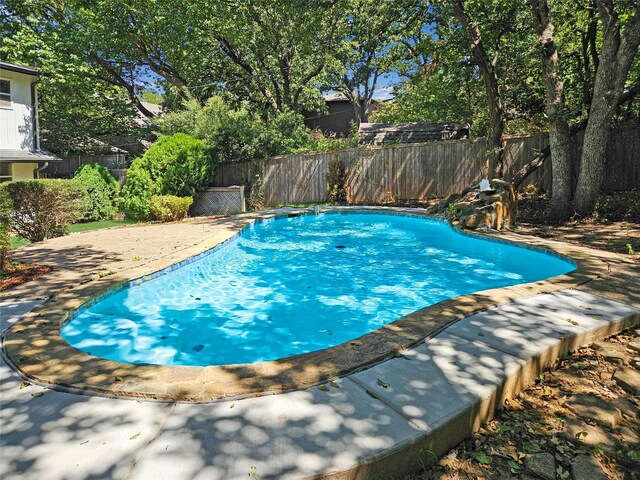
[[325, 0, 426, 122], [122, 133, 211, 220], [295, 129, 358, 153], [446, 203, 459, 215], [3, 180, 87, 242], [326, 156, 348, 203], [0, 188, 12, 270], [121, 162, 156, 220], [73, 163, 120, 221], [149, 195, 193, 222], [157, 98, 312, 162], [0, 6, 146, 154]]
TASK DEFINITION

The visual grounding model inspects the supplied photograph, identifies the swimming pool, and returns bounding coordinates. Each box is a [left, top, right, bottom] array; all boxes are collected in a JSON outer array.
[[61, 211, 575, 366]]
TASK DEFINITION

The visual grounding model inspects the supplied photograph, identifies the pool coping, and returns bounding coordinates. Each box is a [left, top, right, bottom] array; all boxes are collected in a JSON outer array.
[[1, 206, 615, 402]]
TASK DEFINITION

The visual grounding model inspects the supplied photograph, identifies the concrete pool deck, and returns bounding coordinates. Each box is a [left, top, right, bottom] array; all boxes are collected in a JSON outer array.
[[1, 208, 639, 479]]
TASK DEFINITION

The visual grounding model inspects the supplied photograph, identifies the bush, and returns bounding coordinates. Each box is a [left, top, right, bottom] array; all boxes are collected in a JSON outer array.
[[3, 179, 87, 242], [121, 133, 211, 220], [73, 163, 120, 221], [156, 97, 312, 162], [326, 155, 347, 203], [149, 195, 193, 222], [0, 188, 12, 270]]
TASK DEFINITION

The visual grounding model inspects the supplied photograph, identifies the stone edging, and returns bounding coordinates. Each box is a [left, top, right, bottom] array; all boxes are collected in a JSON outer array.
[[1, 207, 614, 402]]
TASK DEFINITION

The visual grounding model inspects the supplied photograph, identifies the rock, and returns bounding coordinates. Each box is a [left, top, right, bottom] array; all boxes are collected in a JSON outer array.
[[566, 394, 623, 429], [561, 417, 620, 452], [592, 341, 628, 364], [444, 181, 517, 230], [628, 338, 640, 353], [525, 452, 556, 480], [619, 425, 640, 446], [613, 366, 640, 395], [602, 350, 628, 365], [592, 341, 625, 353], [611, 396, 639, 421], [571, 455, 606, 480], [632, 357, 640, 370]]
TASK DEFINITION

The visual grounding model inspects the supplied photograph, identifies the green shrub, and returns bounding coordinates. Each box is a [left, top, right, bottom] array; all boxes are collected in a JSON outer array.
[[121, 133, 211, 220], [149, 195, 193, 222], [326, 155, 347, 203], [157, 97, 312, 161], [73, 163, 120, 221], [0, 188, 12, 270], [3, 179, 87, 242]]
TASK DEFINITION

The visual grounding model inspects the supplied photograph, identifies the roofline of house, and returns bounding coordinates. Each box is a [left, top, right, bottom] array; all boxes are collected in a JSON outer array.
[[0, 61, 40, 76]]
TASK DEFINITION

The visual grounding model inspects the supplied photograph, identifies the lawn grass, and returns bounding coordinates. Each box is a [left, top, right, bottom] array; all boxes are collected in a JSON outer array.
[[68, 219, 137, 233], [10, 219, 138, 249], [10, 236, 30, 249]]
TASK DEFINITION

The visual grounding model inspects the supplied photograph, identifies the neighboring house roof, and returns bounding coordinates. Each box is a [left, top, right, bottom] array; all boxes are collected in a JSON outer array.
[[323, 92, 351, 103], [134, 101, 162, 126], [140, 101, 162, 116], [0, 148, 61, 163], [0, 61, 39, 76], [57, 137, 128, 156], [358, 122, 470, 145]]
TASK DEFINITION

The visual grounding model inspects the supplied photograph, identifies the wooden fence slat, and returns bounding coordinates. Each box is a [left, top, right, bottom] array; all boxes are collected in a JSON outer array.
[[212, 127, 639, 206]]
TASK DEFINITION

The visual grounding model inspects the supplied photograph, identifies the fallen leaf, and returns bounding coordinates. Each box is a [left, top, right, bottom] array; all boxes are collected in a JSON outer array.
[[115, 376, 124, 382], [318, 385, 329, 392], [130, 432, 141, 440], [377, 378, 390, 388], [329, 381, 340, 388], [19, 381, 31, 389], [472, 452, 492, 465]]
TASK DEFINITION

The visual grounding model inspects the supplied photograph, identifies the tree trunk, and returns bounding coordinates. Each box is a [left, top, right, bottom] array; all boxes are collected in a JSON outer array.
[[448, 0, 505, 179], [530, 0, 573, 220], [574, 0, 640, 215]]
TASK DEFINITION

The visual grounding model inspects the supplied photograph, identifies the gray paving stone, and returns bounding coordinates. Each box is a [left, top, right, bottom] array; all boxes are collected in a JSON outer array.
[[566, 394, 623, 429], [613, 366, 640, 395], [348, 333, 524, 438], [571, 455, 606, 480], [525, 452, 556, 480], [128, 378, 421, 480]]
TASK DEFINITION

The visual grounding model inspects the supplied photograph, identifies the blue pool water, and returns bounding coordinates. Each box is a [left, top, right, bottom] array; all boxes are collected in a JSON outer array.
[[61, 212, 575, 366]]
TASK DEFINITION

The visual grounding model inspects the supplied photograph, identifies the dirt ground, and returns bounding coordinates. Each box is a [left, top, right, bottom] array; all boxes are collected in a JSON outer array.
[[408, 329, 640, 480]]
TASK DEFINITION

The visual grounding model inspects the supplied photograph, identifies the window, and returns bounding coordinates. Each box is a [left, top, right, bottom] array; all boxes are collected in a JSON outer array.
[[0, 163, 11, 182], [0, 79, 11, 108]]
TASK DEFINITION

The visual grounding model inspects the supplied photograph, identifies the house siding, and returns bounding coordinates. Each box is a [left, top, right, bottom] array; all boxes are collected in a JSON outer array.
[[11, 162, 37, 180], [0, 69, 36, 151]]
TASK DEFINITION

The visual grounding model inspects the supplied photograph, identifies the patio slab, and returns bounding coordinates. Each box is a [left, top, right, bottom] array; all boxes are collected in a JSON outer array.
[[127, 378, 422, 480]]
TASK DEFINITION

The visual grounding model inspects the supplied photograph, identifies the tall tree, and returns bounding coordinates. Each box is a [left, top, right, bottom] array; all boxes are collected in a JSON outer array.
[[445, 0, 507, 178], [193, 0, 345, 115], [327, 0, 424, 123], [574, 0, 640, 215], [2, 0, 345, 118], [530, 0, 573, 220]]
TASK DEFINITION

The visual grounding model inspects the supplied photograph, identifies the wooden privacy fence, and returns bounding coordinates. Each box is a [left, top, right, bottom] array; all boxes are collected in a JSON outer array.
[[212, 126, 640, 206]]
